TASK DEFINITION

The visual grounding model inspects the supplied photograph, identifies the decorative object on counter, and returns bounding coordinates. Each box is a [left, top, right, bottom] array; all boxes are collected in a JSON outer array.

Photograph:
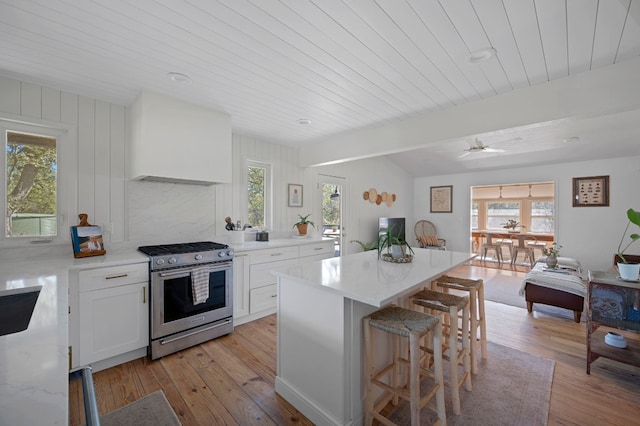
[[362, 187, 396, 206], [616, 208, 640, 281], [572, 175, 609, 207], [543, 242, 562, 269], [70, 214, 106, 258], [224, 216, 235, 231], [255, 229, 269, 241], [288, 183, 303, 207], [430, 185, 453, 213], [377, 223, 414, 260], [294, 213, 315, 236], [350, 240, 377, 252]]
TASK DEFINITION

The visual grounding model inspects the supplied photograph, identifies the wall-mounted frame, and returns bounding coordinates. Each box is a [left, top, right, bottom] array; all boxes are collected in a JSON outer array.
[[430, 185, 453, 213], [288, 184, 303, 207], [572, 175, 609, 207], [70, 225, 106, 258]]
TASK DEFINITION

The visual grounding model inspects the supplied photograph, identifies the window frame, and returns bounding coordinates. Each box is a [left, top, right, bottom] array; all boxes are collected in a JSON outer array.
[[1, 118, 72, 246], [245, 159, 272, 230]]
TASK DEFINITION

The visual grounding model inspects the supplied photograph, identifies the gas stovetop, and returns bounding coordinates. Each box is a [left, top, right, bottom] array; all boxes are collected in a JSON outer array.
[[138, 241, 234, 270]]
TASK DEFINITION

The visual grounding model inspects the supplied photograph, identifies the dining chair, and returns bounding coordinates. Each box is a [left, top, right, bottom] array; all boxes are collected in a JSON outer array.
[[480, 233, 502, 264], [511, 234, 535, 267], [525, 236, 547, 260]]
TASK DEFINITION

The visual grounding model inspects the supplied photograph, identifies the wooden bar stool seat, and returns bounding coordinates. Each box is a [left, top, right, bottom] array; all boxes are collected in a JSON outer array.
[[411, 289, 472, 415], [432, 275, 487, 375], [363, 306, 446, 426]]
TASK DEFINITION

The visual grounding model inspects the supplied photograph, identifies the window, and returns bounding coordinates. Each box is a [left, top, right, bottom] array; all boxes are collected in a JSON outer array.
[[486, 201, 520, 230], [529, 200, 554, 233], [471, 202, 478, 230], [3, 125, 61, 239], [246, 160, 271, 228]]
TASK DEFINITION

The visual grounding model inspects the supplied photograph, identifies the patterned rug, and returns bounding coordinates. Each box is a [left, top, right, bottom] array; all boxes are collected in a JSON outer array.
[[387, 341, 555, 425], [100, 390, 181, 426]]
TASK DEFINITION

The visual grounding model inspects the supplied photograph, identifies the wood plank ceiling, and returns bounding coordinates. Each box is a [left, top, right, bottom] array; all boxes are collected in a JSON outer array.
[[0, 0, 639, 174]]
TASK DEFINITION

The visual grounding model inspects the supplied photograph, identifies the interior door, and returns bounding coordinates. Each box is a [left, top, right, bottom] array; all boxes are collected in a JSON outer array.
[[319, 175, 346, 256]]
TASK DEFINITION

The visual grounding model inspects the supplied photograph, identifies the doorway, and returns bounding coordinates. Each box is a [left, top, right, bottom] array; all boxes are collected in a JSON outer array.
[[319, 175, 346, 256]]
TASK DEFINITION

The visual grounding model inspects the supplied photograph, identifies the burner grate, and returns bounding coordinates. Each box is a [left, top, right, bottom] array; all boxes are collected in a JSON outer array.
[[138, 241, 228, 256]]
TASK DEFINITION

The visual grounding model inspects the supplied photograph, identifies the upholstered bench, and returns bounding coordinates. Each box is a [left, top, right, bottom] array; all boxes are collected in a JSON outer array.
[[519, 258, 587, 323]]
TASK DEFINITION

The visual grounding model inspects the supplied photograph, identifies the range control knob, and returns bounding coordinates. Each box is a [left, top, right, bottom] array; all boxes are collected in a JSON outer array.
[[227, 249, 234, 257], [218, 251, 227, 258], [156, 259, 165, 265], [194, 254, 203, 261], [168, 257, 177, 264]]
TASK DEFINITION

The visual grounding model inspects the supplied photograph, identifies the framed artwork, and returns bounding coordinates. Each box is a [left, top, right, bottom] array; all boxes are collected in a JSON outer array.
[[288, 184, 303, 207], [572, 175, 609, 207], [70, 225, 106, 258], [430, 185, 453, 213]]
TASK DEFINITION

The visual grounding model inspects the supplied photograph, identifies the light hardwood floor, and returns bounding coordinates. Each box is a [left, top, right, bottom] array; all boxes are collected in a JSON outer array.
[[69, 262, 640, 425]]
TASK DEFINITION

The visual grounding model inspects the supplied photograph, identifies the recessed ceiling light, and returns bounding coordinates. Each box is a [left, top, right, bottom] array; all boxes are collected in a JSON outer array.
[[562, 136, 580, 143], [167, 72, 192, 84], [297, 119, 311, 125], [468, 48, 497, 63]]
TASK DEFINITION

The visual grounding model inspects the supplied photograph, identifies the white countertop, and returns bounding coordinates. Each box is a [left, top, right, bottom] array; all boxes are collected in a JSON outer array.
[[229, 236, 333, 252], [272, 249, 476, 307], [0, 251, 148, 426]]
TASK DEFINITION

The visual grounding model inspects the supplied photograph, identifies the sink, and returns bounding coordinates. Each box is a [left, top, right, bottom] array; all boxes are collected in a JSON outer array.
[[0, 285, 42, 337]]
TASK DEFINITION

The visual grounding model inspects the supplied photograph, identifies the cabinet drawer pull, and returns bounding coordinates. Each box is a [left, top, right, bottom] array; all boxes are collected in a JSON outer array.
[[314, 247, 324, 251], [235, 253, 248, 257], [271, 294, 277, 298], [105, 273, 128, 280], [143, 287, 146, 304], [270, 253, 282, 256]]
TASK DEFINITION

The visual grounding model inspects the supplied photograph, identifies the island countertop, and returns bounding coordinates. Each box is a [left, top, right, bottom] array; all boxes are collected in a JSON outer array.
[[272, 248, 476, 307]]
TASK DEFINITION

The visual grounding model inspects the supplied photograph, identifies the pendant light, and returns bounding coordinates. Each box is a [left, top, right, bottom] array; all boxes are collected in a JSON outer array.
[[330, 186, 340, 201], [498, 186, 503, 199], [528, 184, 533, 198]]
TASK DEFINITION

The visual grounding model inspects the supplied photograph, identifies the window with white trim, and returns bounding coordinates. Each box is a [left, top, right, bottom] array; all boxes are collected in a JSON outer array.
[[2, 121, 67, 241], [246, 160, 272, 229]]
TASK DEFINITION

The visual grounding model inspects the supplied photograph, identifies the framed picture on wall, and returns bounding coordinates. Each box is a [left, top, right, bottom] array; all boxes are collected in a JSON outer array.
[[572, 175, 609, 207], [288, 184, 303, 207], [430, 185, 453, 213]]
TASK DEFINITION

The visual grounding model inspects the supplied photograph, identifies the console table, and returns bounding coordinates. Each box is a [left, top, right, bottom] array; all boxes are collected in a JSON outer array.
[[587, 271, 640, 374]]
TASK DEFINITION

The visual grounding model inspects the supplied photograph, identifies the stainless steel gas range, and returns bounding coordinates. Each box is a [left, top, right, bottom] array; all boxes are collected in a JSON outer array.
[[138, 241, 234, 359]]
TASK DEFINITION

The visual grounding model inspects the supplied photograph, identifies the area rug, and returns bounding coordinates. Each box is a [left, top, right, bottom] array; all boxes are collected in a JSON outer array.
[[388, 341, 555, 425], [483, 273, 586, 322], [100, 390, 181, 426]]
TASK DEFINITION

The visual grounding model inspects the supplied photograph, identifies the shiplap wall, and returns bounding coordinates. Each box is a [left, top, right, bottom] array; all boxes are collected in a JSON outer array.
[[0, 75, 126, 244]]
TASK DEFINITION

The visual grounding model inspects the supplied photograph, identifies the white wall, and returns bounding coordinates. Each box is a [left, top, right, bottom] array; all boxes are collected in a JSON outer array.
[[414, 156, 640, 272]]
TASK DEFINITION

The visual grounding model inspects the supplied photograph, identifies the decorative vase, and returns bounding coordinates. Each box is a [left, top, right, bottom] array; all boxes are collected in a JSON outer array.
[[545, 255, 558, 269]]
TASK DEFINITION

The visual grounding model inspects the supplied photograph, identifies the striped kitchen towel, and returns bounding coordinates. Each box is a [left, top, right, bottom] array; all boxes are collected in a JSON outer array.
[[191, 268, 210, 304]]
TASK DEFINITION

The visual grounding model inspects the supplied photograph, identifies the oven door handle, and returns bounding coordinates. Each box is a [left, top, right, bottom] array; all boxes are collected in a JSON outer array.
[[157, 265, 228, 278]]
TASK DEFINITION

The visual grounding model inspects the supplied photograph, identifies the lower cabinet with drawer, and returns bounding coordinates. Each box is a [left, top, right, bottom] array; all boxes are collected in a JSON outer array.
[[233, 240, 335, 325], [70, 262, 149, 372]]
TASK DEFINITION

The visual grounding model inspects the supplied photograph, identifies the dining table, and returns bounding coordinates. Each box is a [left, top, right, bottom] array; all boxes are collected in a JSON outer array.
[[472, 231, 554, 252]]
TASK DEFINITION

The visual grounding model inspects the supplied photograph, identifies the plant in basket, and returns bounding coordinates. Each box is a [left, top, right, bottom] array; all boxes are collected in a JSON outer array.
[[377, 224, 414, 260]]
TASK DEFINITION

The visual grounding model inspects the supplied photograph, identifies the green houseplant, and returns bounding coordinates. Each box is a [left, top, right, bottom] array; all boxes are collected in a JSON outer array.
[[377, 224, 414, 260], [616, 208, 640, 280], [294, 214, 315, 236]]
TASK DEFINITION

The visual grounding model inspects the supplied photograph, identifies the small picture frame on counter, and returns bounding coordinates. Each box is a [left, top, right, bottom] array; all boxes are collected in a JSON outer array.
[[70, 225, 106, 258]]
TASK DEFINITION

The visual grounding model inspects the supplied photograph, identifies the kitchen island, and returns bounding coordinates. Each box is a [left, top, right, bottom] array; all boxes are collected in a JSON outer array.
[[272, 249, 475, 426]]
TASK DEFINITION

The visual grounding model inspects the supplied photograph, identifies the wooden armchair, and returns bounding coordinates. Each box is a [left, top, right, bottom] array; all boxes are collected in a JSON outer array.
[[414, 220, 446, 250]]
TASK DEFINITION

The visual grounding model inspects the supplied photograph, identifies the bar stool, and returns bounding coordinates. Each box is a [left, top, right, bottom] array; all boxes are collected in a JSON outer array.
[[432, 275, 487, 375], [363, 305, 446, 426], [411, 289, 472, 415]]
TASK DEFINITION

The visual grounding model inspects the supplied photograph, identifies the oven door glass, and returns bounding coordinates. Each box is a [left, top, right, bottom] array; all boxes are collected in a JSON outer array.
[[152, 262, 233, 339]]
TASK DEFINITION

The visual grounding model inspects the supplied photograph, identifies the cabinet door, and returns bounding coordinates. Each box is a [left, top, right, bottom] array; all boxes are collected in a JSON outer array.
[[250, 258, 298, 289], [299, 241, 335, 260], [79, 282, 148, 366], [232, 252, 250, 319]]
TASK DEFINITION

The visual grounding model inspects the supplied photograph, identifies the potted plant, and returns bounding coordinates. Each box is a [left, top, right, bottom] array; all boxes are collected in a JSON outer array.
[[542, 242, 562, 269], [377, 224, 414, 260], [350, 240, 377, 252], [294, 214, 315, 236], [616, 208, 640, 280]]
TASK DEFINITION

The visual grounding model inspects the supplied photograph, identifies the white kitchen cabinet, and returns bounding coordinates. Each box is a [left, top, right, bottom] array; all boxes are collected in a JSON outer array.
[[299, 241, 335, 263], [232, 252, 250, 319], [72, 263, 149, 370], [233, 240, 335, 325]]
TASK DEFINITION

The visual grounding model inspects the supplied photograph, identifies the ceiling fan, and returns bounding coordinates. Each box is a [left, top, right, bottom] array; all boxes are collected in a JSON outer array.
[[458, 138, 506, 158]]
